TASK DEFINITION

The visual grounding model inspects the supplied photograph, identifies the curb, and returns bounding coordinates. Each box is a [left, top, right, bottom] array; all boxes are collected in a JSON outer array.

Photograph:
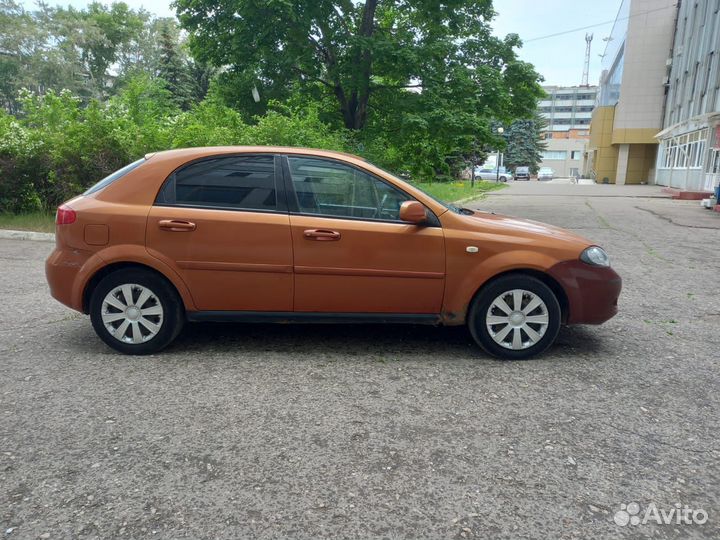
[[0, 229, 55, 242], [452, 195, 483, 205], [452, 189, 505, 205]]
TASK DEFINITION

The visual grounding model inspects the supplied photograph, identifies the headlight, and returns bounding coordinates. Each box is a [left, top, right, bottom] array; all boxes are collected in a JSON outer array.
[[580, 246, 610, 267]]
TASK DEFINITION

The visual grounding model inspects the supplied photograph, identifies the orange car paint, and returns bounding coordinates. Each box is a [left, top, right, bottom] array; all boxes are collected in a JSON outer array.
[[46, 146, 621, 326]]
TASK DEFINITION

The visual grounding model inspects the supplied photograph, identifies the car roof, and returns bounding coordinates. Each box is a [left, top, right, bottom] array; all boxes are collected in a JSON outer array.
[[146, 146, 367, 163]]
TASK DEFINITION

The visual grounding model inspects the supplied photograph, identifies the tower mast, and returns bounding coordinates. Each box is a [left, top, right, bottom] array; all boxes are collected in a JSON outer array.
[[582, 33, 593, 86]]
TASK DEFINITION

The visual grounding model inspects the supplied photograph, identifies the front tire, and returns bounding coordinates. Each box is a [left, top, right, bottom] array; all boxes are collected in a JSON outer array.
[[468, 274, 561, 360], [90, 269, 184, 355]]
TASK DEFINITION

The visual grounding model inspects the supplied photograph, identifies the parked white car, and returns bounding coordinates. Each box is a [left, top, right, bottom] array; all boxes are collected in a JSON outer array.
[[537, 167, 554, 181]]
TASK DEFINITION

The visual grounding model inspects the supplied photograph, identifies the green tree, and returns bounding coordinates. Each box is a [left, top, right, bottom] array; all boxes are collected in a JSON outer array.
[[176, 0, 544, 133], [156, 21, 195, 109], [501, 115, 547, 174]]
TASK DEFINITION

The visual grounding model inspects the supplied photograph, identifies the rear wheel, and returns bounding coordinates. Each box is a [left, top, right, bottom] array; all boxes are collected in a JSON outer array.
[[468, 274, 561, 360], [90, 269, 184, 355]]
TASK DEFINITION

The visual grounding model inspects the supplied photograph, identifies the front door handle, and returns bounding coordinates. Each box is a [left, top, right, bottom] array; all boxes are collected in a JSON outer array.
[[303, 229, 341, 241], [158, 219, 196, 232]]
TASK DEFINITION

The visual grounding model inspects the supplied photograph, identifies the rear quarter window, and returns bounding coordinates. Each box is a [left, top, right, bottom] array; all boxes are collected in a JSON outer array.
[[83, 158, 145, 195], [156, 155, 277, 212]]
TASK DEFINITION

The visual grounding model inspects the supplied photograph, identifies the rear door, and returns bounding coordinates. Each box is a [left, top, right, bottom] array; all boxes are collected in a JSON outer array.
[[146, 154, 293, 312], [283, 155, 445, 314]]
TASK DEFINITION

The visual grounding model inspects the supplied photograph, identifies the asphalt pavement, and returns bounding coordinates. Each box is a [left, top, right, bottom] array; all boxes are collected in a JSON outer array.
[[1, 183, 718, 539]]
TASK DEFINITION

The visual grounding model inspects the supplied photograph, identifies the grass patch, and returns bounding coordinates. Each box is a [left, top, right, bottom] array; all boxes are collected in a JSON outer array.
[[413, 180, 507, 203], [0, 212, 55, 233]]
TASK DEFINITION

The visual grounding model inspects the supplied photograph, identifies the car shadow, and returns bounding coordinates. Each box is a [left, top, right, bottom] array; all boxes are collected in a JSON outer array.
[[62, 318, 610, 362], [170, 322, 478, 357], [163, 322, 608, 362]]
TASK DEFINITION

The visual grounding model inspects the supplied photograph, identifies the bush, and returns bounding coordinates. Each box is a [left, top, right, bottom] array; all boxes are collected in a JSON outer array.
[[0, 76, 482, 214], [0, 80, 354, 213]]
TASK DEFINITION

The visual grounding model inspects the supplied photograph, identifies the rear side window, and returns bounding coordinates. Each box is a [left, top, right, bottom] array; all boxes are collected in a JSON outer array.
[[84, 158, 145, 195], [157, 155, 277, 211]]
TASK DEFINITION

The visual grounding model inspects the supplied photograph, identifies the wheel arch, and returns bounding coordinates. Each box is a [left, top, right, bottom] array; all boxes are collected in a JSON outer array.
[[82, 261, 188, 314], [469, 269, 570, 324]]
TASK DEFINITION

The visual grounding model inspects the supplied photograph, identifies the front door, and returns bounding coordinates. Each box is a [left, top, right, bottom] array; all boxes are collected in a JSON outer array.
[[146, 154, 293, 311], [284, 155, 445, 313]]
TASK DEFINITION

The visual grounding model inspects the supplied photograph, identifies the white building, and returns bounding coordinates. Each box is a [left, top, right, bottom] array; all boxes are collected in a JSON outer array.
[[538, 85, 597, 177], [654, 0, 720, 194]]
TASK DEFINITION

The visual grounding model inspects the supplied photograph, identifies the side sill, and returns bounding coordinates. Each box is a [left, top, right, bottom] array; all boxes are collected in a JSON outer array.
[[186, 311, 442, 325]]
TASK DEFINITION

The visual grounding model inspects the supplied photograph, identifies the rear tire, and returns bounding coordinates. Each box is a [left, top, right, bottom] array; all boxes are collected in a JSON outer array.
[[468, 274, 561, 360], [90, 269, 184, 355]]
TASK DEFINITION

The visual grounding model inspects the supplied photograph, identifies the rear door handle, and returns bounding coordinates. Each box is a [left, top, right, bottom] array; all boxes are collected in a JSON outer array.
[[303, 229, 341, 241], [158, 219, 196, 232]]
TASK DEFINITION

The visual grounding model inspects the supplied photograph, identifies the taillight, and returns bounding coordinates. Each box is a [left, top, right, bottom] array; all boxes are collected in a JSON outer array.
[[56, 204, 77, 225]]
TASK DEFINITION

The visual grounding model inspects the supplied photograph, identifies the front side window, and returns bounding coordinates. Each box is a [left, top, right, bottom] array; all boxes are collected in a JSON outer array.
[[159, 155, 277, 211], [288, 157, 409, 221]]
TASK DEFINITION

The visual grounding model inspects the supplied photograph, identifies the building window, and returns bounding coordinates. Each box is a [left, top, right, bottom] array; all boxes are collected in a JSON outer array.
[[570, 151, 581, 160], [541, 151, 567, 160], [659, 130, 707, 169], [710, 149, 720, 174]]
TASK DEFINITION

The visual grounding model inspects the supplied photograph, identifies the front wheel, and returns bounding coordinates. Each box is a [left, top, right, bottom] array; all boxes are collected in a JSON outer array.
[[90, 269, 184, 355], [468, 274, 561, 360]]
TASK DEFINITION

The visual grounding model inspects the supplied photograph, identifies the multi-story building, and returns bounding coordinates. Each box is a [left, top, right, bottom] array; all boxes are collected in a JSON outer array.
[[655, 0, 720, 194], [586, 0, 677, 184], [538, 85, 597, 177]]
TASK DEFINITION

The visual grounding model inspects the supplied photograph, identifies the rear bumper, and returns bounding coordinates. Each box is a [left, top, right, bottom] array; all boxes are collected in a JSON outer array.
[[548, 260, 622, 325], [46, 246, 95, 312]]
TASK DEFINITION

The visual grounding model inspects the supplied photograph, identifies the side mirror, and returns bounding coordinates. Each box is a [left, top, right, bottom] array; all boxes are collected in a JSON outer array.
[[399, 200, 427, 224]]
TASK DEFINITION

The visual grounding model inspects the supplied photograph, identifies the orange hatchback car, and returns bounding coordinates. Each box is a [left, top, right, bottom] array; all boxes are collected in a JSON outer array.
[[46, 146, 621, 359]]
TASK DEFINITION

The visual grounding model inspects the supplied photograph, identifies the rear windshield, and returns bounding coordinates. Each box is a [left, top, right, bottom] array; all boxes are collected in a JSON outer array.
[[83, 158, 145, 195]]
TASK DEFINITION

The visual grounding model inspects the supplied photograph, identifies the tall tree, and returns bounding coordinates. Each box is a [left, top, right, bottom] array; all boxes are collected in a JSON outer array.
[[501, 115, 547, 173], [176, 0, 544, 131], [156, 21, 194, 109]]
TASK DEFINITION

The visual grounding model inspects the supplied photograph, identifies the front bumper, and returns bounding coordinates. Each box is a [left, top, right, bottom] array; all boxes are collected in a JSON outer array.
[[548, 260, 622, 325]]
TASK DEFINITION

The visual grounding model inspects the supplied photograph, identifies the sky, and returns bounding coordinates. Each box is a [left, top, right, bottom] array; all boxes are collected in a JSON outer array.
[[22, 0, 622, 88], [492, 0, 622, 87]]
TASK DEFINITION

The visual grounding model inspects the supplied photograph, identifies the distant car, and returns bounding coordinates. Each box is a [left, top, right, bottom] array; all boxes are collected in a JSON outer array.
[[538, 167, 554, 181], [473, 166, 509, 182], [514, 166, 530, 181]]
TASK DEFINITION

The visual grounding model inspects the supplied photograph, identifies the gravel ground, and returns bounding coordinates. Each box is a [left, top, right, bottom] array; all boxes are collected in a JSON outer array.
[[1, 186, 719, 539]]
